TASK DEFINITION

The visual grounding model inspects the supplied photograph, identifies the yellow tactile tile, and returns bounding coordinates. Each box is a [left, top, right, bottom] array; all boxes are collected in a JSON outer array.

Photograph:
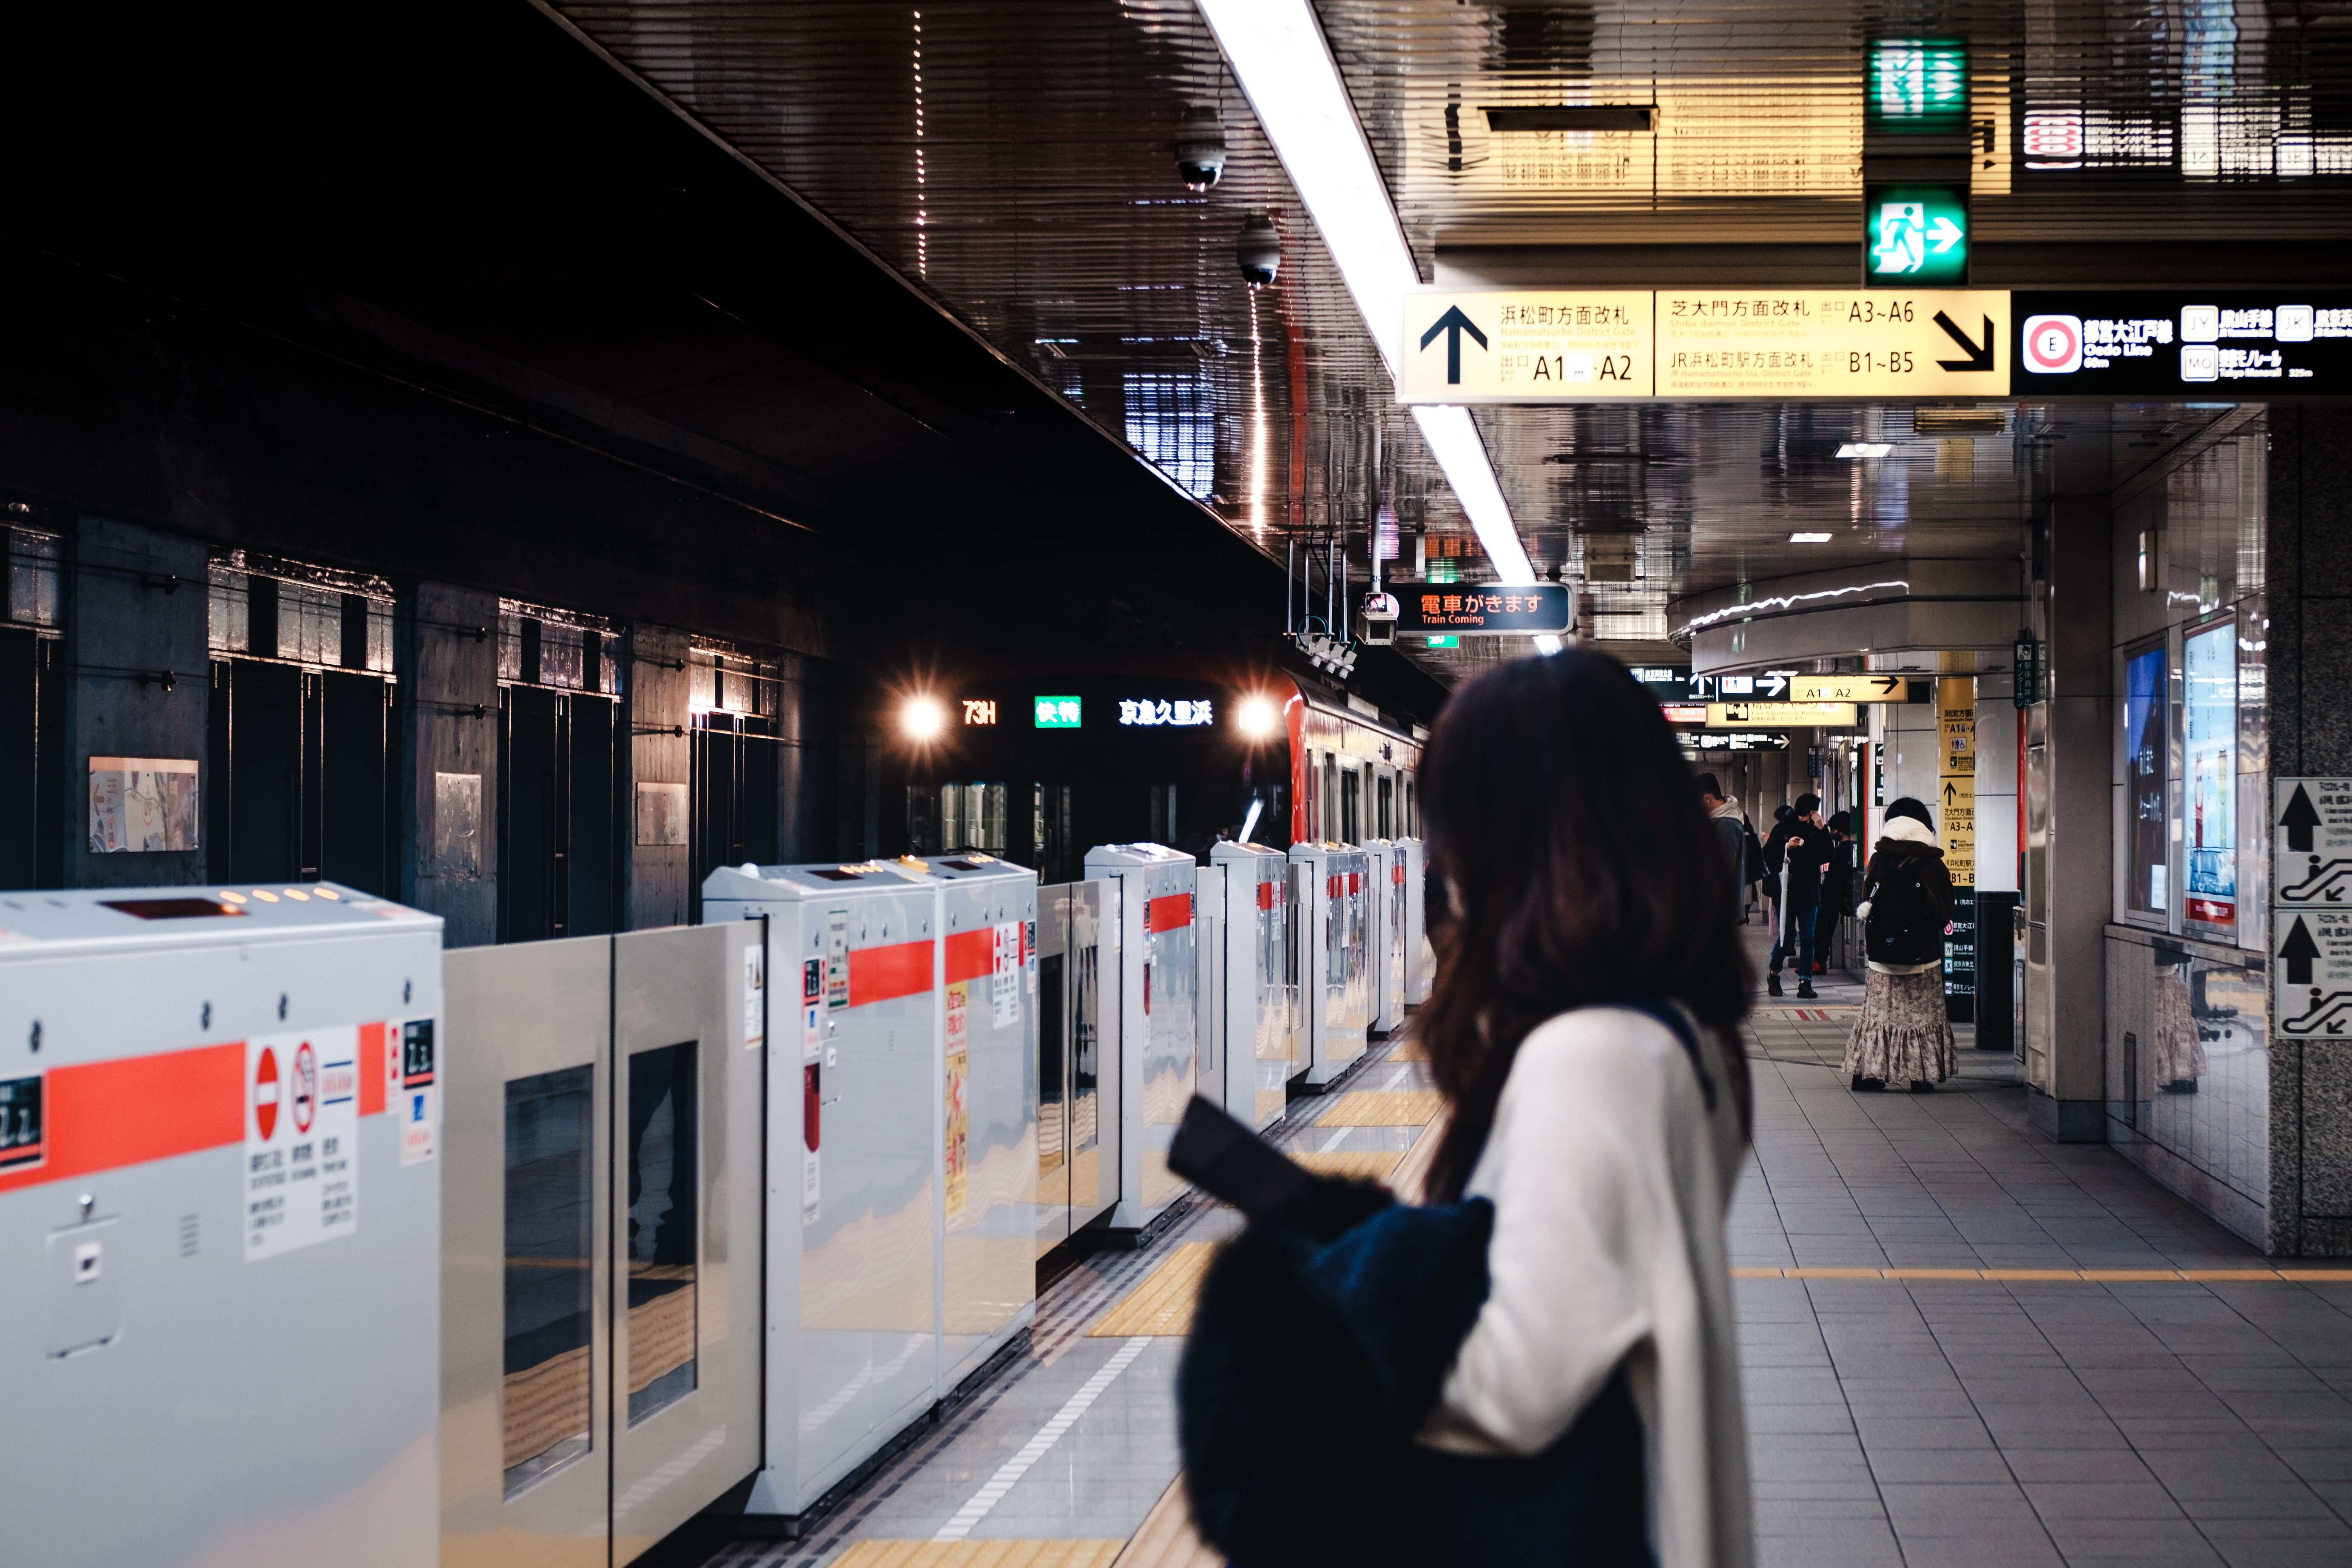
[[1384, 1038, 1428, 1061], [829, 1541, 1125, 1568], [1088, 1242, 1216, 1337], [1314, 1089, 1445, 1127], [1291, 1149, 1405, 1181], [1109, 1474, 1223, 1568], [1732, 1266, 2352, 1283], [1387, 1109, 1450, 1205]]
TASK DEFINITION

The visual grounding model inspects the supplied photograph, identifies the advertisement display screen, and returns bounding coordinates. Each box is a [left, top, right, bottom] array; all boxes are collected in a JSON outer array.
[[2183, 621, 2237, 928], [2124, 644, 2168, 916]]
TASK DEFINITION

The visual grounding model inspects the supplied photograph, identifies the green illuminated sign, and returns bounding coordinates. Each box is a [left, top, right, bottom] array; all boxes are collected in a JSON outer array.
[[1865, 185, 1968, 283], [1032, 695, 1082, 729], [1868, 39, 1967, 133], [1425, 635, 1459, 649]]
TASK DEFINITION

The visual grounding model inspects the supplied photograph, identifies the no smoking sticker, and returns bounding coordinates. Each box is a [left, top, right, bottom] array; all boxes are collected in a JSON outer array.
[[246, 1027, 359, 1260]]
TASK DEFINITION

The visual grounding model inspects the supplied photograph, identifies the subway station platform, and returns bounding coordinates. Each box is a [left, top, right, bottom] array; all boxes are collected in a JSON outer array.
[[709, 931, 2352, 1568]]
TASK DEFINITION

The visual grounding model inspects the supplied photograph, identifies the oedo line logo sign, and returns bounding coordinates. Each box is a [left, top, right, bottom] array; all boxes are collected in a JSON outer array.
[[2023, 314, 2082, 375], [247, 1027, 361, 1261]]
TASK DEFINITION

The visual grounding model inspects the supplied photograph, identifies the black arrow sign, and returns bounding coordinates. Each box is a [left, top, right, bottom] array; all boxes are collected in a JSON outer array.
[[1873, 675, 1902, 695], [2282, 784, 2322, 853], [1419, 305, 1489, 385], [1933, 311, 1995, 373], [1943, 780, 1959, 805], [2282, 916, 2321, 986]]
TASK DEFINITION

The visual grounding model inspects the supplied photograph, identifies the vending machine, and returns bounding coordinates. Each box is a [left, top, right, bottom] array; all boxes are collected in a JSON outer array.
[[1081, 842, 1197, 1232], [0, 882, 443, 1568], [1208, 841, 1294, 1130], [924, 854, 1040, 1390], [1285, 842, 1372, 1085], [701, 861, 940, 1522]]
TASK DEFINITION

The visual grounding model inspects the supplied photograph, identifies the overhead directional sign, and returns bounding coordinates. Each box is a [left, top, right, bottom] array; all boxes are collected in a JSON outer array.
[[1400, 290, 2352, 401], [1398, 291, 1654, 401], [1789, 674, 1911, 703], [1705, 701, 1858, 729]]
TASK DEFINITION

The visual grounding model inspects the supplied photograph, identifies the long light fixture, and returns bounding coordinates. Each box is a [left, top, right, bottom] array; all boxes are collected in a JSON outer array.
[[1198, 0, 1541, 615]]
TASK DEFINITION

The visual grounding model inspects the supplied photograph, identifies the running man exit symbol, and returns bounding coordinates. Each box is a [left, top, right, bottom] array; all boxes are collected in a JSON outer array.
[[1419, 305, 1488, 384], [1866, 186, 1968, 283]]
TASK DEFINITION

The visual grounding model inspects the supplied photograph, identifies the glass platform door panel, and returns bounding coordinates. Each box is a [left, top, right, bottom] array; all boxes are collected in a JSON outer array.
[[441, 936, 613, 1568], [1067, 879, 1115, 1233], [610, 924, 762, 1562], [1034, 887, 1073, 1258]]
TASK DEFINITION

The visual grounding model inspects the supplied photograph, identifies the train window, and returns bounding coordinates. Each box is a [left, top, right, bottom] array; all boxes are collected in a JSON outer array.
[[502, 1066, 595, 1497], [1341, 770, 1361, 846], [624, 1042, 699, 1426], [1377, 775, 1393, 840]]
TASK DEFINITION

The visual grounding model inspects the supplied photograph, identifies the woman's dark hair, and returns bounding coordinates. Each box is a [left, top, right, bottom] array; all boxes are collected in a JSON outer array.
[[1884, 796, 1934, 830], [1774, 804, 1793, 821], [1826, 810, 1851, 834], [1417, 650, 1753, 1204]]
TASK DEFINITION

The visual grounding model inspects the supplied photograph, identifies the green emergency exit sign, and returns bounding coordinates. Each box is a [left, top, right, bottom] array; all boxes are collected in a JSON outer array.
[[1865, 185, 1969, 283], [1868, 39, 1967, 133]]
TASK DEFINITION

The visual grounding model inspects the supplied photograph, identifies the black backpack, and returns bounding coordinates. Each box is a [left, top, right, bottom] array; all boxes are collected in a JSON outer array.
[[1742, 824, 1765, 883], [1865, 856, 1944, 967]]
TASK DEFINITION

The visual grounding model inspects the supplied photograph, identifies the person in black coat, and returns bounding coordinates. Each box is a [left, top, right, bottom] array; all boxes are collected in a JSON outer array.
[[1767, 794, 1828, 999]]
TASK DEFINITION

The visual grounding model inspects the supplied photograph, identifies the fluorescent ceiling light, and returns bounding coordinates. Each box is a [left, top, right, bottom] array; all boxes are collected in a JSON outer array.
[[1200, 0, 1531, 593], [1790, 532, 1834, 543], [1836, 442, 1894, 458]]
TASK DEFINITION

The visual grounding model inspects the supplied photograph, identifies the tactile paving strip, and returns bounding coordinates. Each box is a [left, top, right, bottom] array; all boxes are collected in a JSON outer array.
[[1733, 1266, 2352, 1283], [829, 1541, 1125, 1567], [1086, 1243, 1215, 1337], [1290, 1150, 1404, 1181], [1314, 1089, 1444, 1127]]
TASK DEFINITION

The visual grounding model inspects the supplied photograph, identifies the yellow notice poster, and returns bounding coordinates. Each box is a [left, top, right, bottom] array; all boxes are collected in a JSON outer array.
[[944, 982, 970, 1221], [1938, 678, 1977, 886]]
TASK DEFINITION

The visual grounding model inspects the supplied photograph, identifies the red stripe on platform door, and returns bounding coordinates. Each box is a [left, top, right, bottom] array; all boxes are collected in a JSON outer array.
[[1148, 893, 1193, 932], [849, 939, 935, 1006], [945, 929, 994, 984], [0, 1042, 246, 1195]]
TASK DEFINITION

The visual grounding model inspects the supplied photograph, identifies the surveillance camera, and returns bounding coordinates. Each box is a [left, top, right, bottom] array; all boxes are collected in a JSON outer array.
[[1237, 214, 1280, 285], [1176, 105, 1226, 190]]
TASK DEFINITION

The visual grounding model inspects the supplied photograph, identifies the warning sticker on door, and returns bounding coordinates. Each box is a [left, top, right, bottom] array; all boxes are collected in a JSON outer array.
[[247, 1027, 359, 1260], [744, 943, 767, 1051], [993, 922, 1021, 1028], [397, 1018, 437, 1167], [944, 982, 970, 1222]]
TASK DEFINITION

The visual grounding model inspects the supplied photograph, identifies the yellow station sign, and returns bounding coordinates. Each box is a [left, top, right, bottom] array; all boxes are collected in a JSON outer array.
[[1705, 701, 1859, 729], [1788, 674, 1914, 703], [1400, 289, 2011, 403], [1398, 290, 1654, 401]]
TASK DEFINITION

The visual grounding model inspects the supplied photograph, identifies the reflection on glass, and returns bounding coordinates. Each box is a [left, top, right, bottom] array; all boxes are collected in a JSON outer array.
[[626, 1043, 698, 1425], [503, 1067, 594, 1498], [2183, 621, 2237, 931], [1039, 953, 1066, 1177], [2124, 645, 2167, 914]]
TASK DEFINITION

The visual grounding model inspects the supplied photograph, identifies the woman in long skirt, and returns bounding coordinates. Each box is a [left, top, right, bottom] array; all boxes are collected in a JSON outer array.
[[1844, 797, 1957, 1093]]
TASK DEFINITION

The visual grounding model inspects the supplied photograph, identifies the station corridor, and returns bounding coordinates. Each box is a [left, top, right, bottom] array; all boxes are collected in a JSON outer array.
[[717, 935, 2352, 1568]]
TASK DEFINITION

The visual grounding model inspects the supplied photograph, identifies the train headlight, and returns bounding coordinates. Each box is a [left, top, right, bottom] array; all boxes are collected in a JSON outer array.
[[1237, 695, 1279, 738], [901, 695, 946, 740]]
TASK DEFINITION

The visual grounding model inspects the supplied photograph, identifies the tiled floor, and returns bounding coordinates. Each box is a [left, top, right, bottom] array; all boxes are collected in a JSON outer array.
[[717, 930, 2352, 1568]]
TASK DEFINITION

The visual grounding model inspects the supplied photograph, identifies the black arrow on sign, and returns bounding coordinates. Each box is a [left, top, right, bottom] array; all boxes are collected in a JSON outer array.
[[2282, 916, 2321, 986], [1933, 311, 1996, 373], [1419, 305, 1489, 385], [2282, 784, 2322, 852], [1943, 780, 1959, 805], [1872, 675, 1902, 695]]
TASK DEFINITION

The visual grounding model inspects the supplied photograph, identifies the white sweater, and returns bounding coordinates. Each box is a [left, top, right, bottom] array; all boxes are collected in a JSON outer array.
[[1417, 1006, 1755, 1568]]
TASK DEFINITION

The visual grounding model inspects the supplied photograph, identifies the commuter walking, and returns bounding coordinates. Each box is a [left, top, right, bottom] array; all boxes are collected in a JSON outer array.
[[1844, 797, 1957, 1092], [1699, 773, 1746, 919], [1180, 649, 1755, 1568], [1767, 794, 1827, 999]]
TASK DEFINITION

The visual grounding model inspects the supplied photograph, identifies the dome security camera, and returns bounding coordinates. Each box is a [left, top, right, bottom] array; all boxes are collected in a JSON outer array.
[[1237, 214, 1281, 285], [1176, 105, 1226, 190]]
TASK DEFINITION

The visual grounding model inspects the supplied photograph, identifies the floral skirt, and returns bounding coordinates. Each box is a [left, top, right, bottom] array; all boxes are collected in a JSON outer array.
[[1843, 968, 1957, 1084]]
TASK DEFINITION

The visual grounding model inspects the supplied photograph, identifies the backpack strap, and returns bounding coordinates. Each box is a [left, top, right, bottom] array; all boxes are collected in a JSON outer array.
[[1616, 998, 1717, 1114]]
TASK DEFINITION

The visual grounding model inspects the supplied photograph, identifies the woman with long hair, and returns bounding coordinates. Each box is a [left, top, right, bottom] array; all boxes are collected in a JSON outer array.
[[1843, 796, 1957, 1092], [1180, 650, 1757, 1568], [1411, 649, 1757, 1568]]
